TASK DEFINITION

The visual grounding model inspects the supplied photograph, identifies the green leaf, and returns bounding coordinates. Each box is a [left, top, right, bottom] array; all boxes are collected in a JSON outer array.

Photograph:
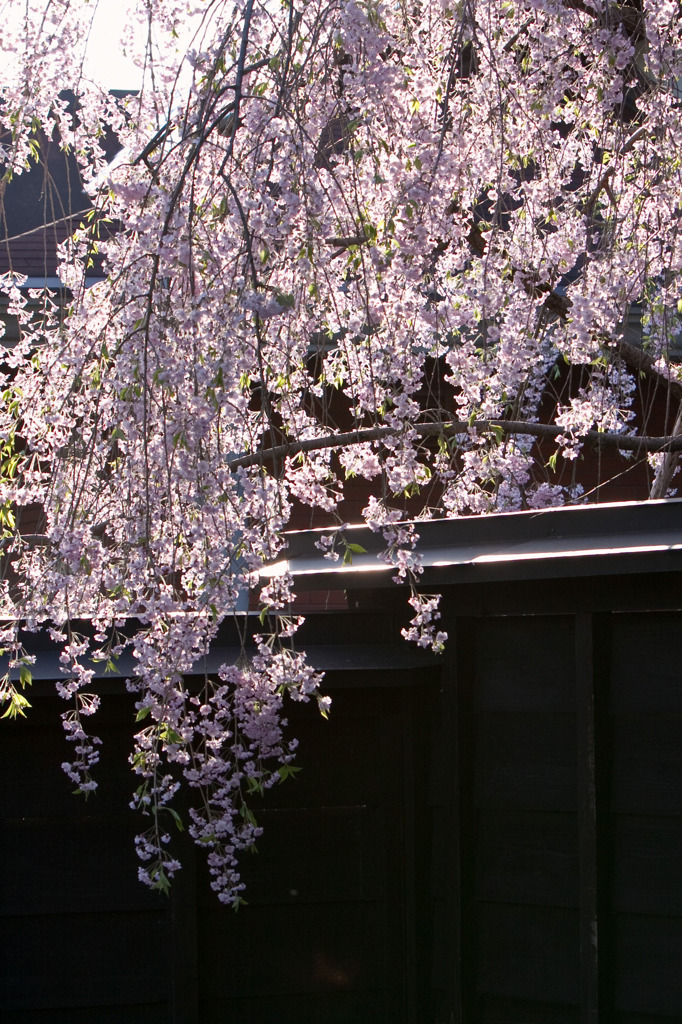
[[151, 865, 171, 896], [167, 807, 184, 832], [240, 803, 257, 826], [273, 289, 295, 310], [161, 726, 183, 745], [1, 692, 31, 718]]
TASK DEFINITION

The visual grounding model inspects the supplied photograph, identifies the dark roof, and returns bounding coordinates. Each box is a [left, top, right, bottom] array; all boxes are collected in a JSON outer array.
[[5, 499, 682, 686], [1, 130, 90, 278], [1, 91, 129, 279]]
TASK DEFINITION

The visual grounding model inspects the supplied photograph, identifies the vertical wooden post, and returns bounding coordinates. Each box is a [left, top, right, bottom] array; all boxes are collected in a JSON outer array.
[[575, 613, 612, 1024], [169, 834, 199, 1024], [450, 614, 477, 1024], [400, 686, 418, 1023]]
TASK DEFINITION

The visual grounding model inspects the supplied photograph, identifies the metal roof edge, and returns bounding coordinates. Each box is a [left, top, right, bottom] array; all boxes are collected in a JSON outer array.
[[265, 498, 682, 589]]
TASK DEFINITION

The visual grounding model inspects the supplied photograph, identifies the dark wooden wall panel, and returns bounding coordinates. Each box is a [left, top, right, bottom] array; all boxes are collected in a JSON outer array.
[[199, 990, 377, 1024], [3, 910, 169, 1009], [1, 813, 154, 915], [612, 817, 682, 916], [476, 903, 580, 1004], [475, 712, 578, 812], [614, 1015, 682, 1024], [466, 616, 582, 1021], [609, 614, 682, 714], [231, 806, 377, 903], [474, 616, 576, 713], [0, 695, 139, 818], [192, 679, 438, 1023], [197, 901, 381, 998], [611, 716, 682, 816], [607, 611, 682, 1022], [0, 691, 176, 1021], [479, 995, 580, 1023], [5, 1004, 170, 1024], [476, 811, 579, 907], [2, 589, 682, 1023], [614, 915, 682, 1018]]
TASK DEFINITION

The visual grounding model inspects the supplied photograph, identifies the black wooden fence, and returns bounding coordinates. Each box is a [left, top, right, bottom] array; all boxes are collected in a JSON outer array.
[[2, 500, 681, 1023]]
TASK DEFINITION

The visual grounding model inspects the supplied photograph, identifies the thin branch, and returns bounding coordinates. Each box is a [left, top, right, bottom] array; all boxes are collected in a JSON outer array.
[[1, 213, 82, 244], [133, 121, 174, 166], [503, 17, 533, 53], [225, 0, 255, 160]]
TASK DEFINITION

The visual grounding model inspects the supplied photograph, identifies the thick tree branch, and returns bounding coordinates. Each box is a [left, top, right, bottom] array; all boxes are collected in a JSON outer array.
[[562, 0, 645, 41], [227, 419, 682, 470], [324, 234, 368, 248], [650, 401, 682, 498]]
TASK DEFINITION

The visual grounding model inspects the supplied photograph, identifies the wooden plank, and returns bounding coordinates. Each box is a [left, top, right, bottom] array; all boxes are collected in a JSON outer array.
[[573, 610, 614, 1024], [614, 914, 682, 1017], [376, 694, 414, 1024], [610, 612, 682, 712], [2, 910, 170, 1011], [476, 811, 579, 908], [199, 988, 380, 1023], [612, 1014, 682, 1024], [4, 1005, 169, 1024], [474, 616, 575, 712], [476, 903, 580, 1005], [479, 994, 580, 1023], [406, 683, 443, 1022], [380, 572, 682, 619], [231, 806, 375, 904], [575, 613, 614, 1024], [453, 617, 478, 1024], [196, 900, 381, 999], [612, 816, 682, 916], [399, 687, 418, 1023], [0, 814, 161, 915], [169, 833, 199, 1024], [475, 712, 577, 812], [427, 647, 459, 1024], [192, 679, 419, 1022], [575, 613, 600, 1024], [611, 715, 682, 815]]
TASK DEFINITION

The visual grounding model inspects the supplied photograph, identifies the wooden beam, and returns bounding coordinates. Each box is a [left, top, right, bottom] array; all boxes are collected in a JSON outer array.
[[575, 613, 613, 1024], [451, 616, 477, 1024]]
